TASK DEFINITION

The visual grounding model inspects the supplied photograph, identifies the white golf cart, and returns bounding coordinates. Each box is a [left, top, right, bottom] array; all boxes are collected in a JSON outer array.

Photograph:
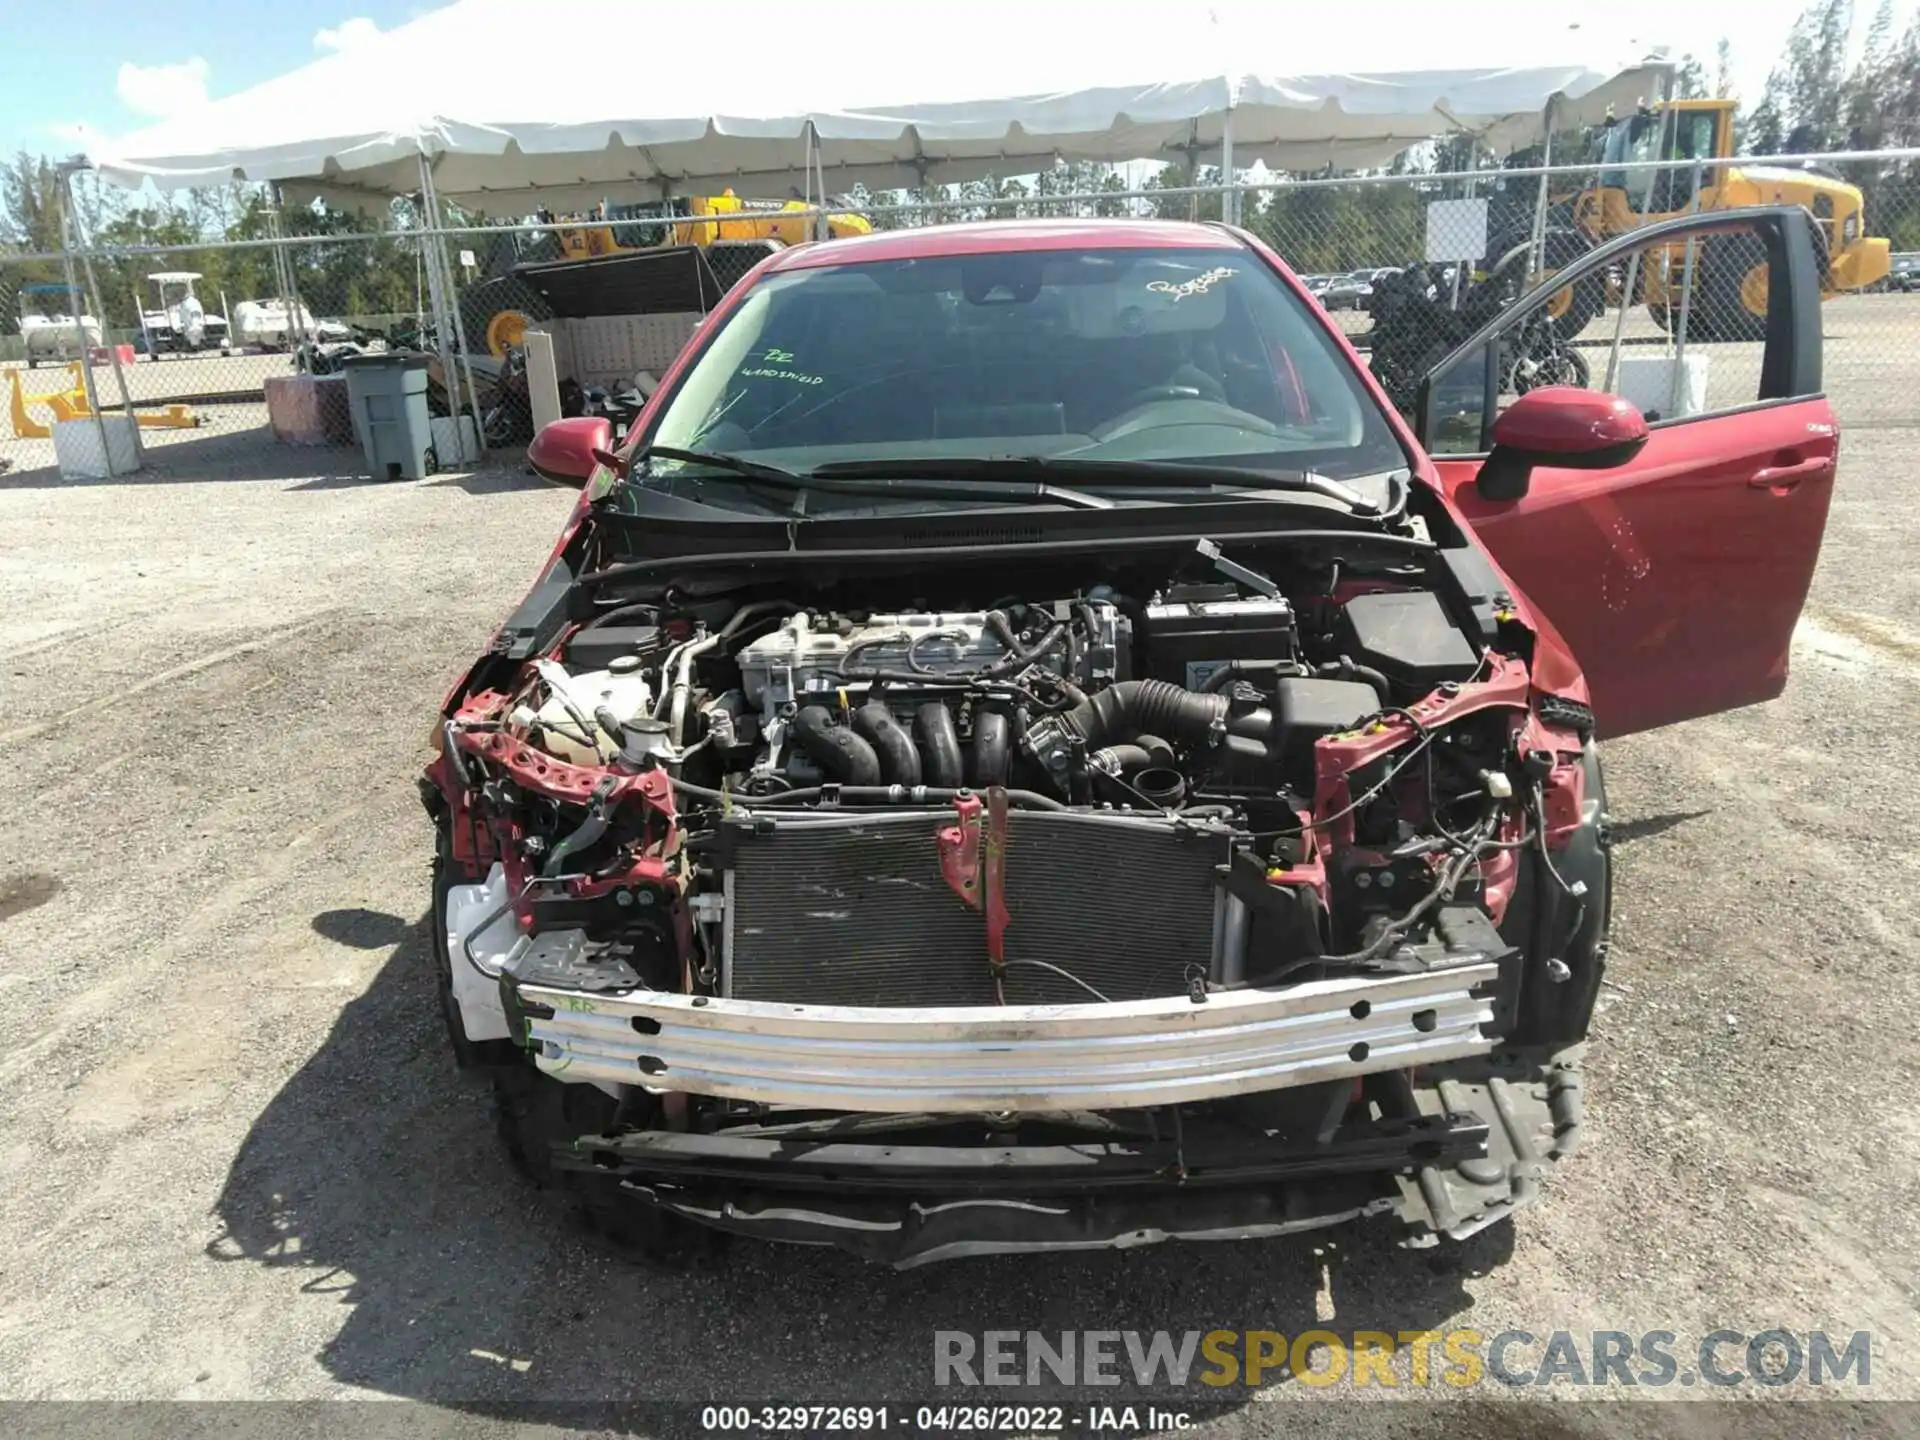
[[137, 272, 230, 357]]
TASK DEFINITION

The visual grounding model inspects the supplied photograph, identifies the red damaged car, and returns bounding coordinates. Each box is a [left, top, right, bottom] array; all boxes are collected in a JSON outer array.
[[425, 207, 1833, 1266]]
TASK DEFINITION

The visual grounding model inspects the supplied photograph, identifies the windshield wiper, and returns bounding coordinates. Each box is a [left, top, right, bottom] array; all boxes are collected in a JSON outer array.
[[637, 444, 810, 485], [634, 444, 1114, 511], [811, 456, 1386, 516]]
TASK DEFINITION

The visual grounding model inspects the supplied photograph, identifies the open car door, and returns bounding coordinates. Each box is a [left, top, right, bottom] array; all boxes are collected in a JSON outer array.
[[1416, 207, 1835, 738]]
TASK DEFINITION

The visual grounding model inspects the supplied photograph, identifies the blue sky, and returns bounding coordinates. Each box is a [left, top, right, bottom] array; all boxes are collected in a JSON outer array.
[[0, 1, 439, 160]]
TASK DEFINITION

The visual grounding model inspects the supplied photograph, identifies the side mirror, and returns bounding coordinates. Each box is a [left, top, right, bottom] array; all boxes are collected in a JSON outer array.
[[1477, 386, 1650, 502], [527, 416, 614, 488]]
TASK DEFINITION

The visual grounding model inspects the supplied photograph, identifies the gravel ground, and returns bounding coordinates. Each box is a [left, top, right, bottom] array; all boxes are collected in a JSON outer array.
[[0, 402, 1916, 1435]]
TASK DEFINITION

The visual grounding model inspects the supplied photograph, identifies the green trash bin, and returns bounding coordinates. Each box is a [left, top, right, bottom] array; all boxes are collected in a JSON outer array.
[[341, 353, 434, 480]]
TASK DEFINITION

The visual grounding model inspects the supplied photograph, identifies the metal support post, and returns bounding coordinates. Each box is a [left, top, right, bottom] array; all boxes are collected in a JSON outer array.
[[1527, 99, 1555, 283], [54, 164, 124, 474], [418, 152, 483, 463], [1220, 111, 1235, 226]]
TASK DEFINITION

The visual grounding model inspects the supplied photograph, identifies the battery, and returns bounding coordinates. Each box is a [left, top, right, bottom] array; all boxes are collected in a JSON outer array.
[[1144, 596, 1296, 690]]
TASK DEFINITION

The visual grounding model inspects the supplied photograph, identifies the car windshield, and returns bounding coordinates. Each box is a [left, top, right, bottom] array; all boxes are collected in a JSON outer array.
[[643, 245, 1407, 483]]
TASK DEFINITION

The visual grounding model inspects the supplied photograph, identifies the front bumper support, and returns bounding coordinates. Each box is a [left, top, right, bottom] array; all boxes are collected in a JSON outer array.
[[544, 1055, 1585, 1266], [557, 1110, 1490, 1268], [555, 1111, 1486, 1194], [517, 962, 1498, 1113], [620, 1180, 1395, 1268]]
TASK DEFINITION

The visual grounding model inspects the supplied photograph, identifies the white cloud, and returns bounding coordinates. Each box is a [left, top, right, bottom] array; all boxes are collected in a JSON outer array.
[[116, 57, 211, 118], [315, 17, 382, 51]]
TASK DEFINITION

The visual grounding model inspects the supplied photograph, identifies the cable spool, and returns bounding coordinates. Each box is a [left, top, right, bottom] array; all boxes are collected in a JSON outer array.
[[485, 308, 531, 358]]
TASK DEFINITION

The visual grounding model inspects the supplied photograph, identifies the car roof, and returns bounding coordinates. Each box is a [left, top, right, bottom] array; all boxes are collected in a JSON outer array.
[[766, 218, 1249, 272]]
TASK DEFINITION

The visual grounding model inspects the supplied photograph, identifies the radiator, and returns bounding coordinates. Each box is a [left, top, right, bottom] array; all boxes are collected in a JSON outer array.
[[721, 809, 1227, 1007]]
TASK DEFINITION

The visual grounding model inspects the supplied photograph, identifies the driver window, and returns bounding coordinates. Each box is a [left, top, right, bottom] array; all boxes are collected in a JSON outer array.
[[1650, 114, 1719, 212], [1677, 114, 1716, 161], [1411, 225, 1796, 455], [1621, 117, 1661, 209]]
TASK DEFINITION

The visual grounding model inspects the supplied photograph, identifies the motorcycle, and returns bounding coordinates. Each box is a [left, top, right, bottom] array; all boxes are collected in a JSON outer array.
[[292, 336, 369, 375], [477, 346, 532, 448], [1364, 249, 1589, 419], [577, 378, 648, 442]]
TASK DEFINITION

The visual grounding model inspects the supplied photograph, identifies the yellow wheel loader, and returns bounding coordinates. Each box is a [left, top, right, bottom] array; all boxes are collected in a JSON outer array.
[[553, 190, 873, 260], [1506, 99, 1890, 340]]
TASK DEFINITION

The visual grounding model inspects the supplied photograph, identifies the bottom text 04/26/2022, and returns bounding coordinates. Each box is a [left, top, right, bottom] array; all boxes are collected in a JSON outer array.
[[699, 1404, 1192, 1432]]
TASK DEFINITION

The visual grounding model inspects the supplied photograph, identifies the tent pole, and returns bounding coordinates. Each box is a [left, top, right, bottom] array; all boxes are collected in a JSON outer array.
[[418, 152, 482, 463], [267, 184, 307, 347], [1528, 98, 1555, 282], [1669, 156, 1705, 416], [1604, 71, 1674, 394], [1220, 111, 1235, 226], [808, 122, 828, 242], [801, 122, 814, 231], [412, 189, 460, 458], [67, 174, 143, 469], [54, 164, 121, 475]]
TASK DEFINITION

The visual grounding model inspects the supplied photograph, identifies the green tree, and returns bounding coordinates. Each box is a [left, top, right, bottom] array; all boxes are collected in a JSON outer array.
[[1773, 0, 1855, 150], [1743, 75, 1788, 153], [0, 152, 124, 335], [1673, 53, 1709, 100], [0, 152, 66, 251], [1862, 0, 1896, 71], [1885, 16, 1920, 146], [1141, 163, 1222, 222], [1032, 161, 1126, 218]]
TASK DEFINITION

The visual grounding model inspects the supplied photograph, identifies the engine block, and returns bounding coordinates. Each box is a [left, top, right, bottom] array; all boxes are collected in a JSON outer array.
[[736, 605, 1122, 721]]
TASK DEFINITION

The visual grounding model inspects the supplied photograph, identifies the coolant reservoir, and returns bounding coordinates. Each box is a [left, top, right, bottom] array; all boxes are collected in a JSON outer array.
[[533, 668, 653, 764]]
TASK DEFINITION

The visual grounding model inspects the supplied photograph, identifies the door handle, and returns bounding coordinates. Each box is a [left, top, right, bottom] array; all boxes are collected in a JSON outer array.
[[1748, 457, 1833, 491]]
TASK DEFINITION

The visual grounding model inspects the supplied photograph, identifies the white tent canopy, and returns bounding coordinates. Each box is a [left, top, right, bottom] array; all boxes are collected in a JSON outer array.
[[89, 0, 1671, 214]]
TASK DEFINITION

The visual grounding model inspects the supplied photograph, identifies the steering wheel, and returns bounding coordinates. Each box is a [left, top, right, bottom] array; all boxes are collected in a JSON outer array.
[[1089, 396, 1286, 444], [1112, 377, 1227, 413]]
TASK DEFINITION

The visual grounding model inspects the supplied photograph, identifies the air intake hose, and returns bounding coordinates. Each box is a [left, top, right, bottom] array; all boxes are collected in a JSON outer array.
[[1033, 683, 1276, 795], [1058, 680, 1231, 749], [792, 705, 883, 785]]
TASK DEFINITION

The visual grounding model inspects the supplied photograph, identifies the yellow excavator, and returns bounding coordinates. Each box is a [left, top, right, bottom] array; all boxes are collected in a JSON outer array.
[[1512, 98, 1890, 340], [552, 190, 873, 260]]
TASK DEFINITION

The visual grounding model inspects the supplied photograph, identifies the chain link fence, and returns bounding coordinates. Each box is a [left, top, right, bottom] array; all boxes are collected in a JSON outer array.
[[5, 151, 1917, 480], [0, 217, 470, 479]]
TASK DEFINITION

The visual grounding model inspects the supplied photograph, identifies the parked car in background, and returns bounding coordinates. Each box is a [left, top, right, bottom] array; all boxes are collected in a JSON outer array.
[[443, 208, 1836, 1267], [1320, 271, 1376, 310], [1888, 252, 1920, 293]]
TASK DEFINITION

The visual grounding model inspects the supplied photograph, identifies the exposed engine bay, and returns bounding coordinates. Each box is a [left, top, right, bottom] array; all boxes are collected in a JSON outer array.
[[425, 531, 1606, 1261]]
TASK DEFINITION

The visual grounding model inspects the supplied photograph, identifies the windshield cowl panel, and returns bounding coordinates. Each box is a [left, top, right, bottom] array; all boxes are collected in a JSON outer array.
[[640, 244, 1409, 500]]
